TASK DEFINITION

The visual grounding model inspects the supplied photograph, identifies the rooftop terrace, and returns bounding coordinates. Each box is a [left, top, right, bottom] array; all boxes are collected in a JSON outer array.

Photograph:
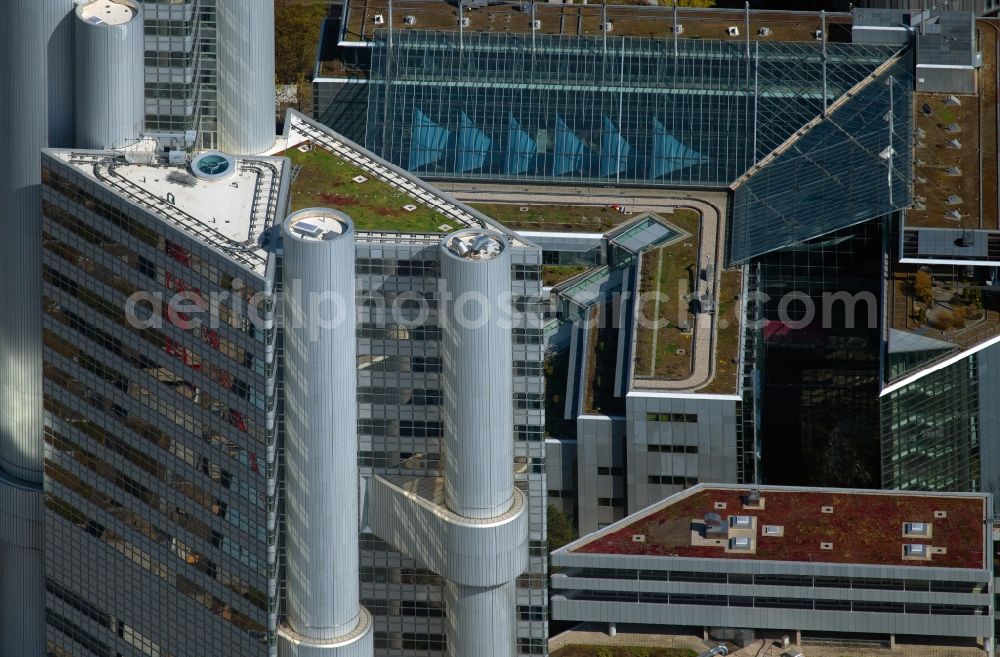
[[570, 484, 987, 569], [338, 0, 852, 46], [51, 150, 284, 275], [905, 20, 999, 232]]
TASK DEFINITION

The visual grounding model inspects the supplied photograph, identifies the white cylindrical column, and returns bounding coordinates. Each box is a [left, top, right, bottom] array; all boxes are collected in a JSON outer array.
[[74, 1, 144, 150], [217, 0, 276, 154], [440, 229, 515, 519], [279, 209, 372, 657], [444, 581, 516, 657]]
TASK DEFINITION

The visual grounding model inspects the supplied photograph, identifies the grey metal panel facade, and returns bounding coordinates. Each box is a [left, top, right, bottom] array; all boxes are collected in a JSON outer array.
[[0, 0, 75, 483], [440, 230, 516, 519], [576, 415, 627, 535], [74, 1, 145, 150], [217, 0, 275, 154], [281, 209, 370, 645], [625, 394, 741, 514], [916, 66, 977, 94], [0, 4, 75, 656]]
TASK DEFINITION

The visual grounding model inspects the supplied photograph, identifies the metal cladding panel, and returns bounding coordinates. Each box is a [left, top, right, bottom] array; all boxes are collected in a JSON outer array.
[[551, 599, 991, 639], [440, 231, 515, 519], [0, 470, 42, 551], [282, 210, 362, 639], [445, 581, 516, 657], [217, 0, 276, 154], [0, 0, 74, 484], [74, 1, 144, 149], [368, 475, 529, 588], [0, 541, 44, 657]]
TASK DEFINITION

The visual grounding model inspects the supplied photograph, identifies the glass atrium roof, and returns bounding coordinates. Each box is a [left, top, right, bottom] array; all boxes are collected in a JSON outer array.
[[365, 29, 904, 190]]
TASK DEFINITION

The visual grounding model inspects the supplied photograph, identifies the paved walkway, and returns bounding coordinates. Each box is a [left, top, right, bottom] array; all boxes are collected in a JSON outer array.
[[440, 183, 730, 392]]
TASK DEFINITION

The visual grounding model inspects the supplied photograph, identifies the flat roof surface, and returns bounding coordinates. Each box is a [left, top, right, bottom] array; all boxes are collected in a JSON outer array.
[[79, 1, 137, 26], [281, 112, 528, 243], [52, 151, 283, 275], [569, 485, 987, 569], [339, 0, 853, 45]]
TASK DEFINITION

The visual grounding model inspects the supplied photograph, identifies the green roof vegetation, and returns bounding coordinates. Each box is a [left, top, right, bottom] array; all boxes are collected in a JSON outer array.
[[631, 212, 700, 381], [469, 203, 639, 233], [543, 264, 592, 287], [696, 268, 743, 395], [283, 146, 454, 233], [583, 303, 626, 416]]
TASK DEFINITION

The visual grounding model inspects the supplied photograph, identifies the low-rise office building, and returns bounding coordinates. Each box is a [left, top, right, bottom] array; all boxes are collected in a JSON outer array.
[[552, 484, 993, 651]]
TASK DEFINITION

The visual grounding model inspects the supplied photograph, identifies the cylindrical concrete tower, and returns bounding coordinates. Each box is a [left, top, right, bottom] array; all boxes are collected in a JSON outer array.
[[279, 209, 372, 657], [0, 2, 75, 656], [74, 0, 144, 150], [217, 0, 276, 154], [440, 229, 516, 520]]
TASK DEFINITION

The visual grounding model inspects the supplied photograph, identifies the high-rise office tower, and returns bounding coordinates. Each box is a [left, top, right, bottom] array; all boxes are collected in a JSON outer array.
[[35, 107, 546, 657]]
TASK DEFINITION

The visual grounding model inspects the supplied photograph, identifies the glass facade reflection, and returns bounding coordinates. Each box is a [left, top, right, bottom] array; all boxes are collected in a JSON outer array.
[[40, 160, 276, 657], [365, 29, 903, 190]]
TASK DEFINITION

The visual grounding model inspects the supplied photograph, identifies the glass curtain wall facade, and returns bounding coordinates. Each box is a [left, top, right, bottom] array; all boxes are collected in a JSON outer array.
[[757, 221, 884, 490], [40, 160, 277, 656], [141, 0, 219, 147], [730, 55, 914, 262], [881, 354, 981, 493], [364, 29, 901, 189]]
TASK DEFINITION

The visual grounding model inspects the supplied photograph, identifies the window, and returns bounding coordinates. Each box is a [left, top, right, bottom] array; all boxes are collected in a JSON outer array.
[[647, 444, 698, 454], [597, 497, 623, 507], [648, 475, 698, 486], [646, 412, 698, 423], [597, 466, 625, 476]]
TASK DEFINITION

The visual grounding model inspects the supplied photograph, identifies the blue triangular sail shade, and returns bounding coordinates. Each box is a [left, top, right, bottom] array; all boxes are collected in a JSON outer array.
[[408, 109, 451, 170], [504, 113, 536, 175], [648, 118, 707, 179], [454, 112, 492, 173], [552, 115, 586, 177], [599, 116, 632, 177]]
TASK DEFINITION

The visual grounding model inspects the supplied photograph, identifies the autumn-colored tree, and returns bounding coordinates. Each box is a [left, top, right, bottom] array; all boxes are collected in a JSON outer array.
[[274, 0, 329, 84], [913, 270, 933, 305]]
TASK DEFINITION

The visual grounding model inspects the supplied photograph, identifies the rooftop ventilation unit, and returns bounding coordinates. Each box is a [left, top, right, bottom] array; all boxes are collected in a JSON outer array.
[[404, 15, 416, 25], [672, 24, 684, 34], [762, 525, 782, 536], [820, 541, 833, 550], [945, 95, 961, 106], [904, 543, 928, 557], [460, 16, 471, 27], [729, 537, 752, 550], [744, 489, 762, 506], [631, 534, 646, 543], [601, 21, 613, 32], [813, 28, 823, 39], [758, 27, 771, 36], [730, 515, 752, 529], [531, 19, 541, 29], [727, 26, 740, 36], [373, 14, 385, 24], [904, 522, 930, 536], [704, 512, 727, 536]]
